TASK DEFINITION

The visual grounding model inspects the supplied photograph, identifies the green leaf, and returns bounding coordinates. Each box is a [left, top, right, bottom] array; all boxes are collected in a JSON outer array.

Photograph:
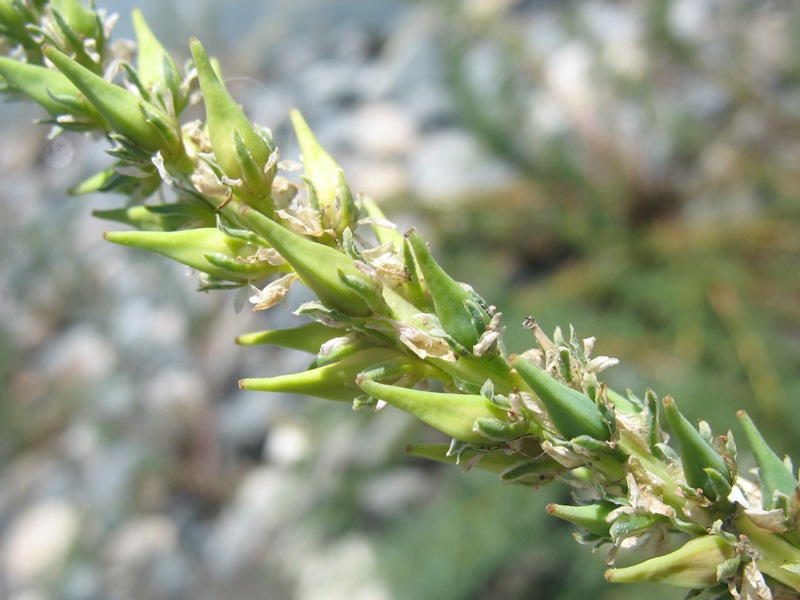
[[44, 46, 181, 155], [662, 396, 731, 501], [605, 535, 735, 589], [512, 355, 609, 441], [356, 377, 516, 445], [737, 410, 798, 510], [93, 203, 215, 232], [103, 227, 279, 282], [240, 349, 416, 402], [132, 8, 185, 112], [238, 208, 380, 317], [236, 322, 342, 352], [546, 502, 616, 537], [406, 228, 489, 352], [189, 38, 271, 197], [0, 56, 101, 123], [290, 109, 355, 235]]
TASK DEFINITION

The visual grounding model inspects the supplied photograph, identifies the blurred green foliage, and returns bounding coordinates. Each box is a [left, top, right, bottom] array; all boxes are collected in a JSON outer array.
[[421, 0, 800, 454]]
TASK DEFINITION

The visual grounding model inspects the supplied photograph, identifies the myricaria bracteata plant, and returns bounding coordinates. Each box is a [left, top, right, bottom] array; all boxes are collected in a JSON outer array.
[[1, 3, 799, 597]]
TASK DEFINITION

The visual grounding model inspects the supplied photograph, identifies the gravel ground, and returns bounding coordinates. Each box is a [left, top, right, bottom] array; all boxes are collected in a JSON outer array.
[[0, 3, 515, 599]]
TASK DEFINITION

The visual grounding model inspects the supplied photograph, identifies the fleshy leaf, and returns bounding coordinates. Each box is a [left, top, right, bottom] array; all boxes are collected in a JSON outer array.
[[662, 396, 731, 500], [356, 376, 517, 445], [190, 38, 271, 197], [236, 322, 341, 352], [44, 46, 182, 155], [605, 535, 734, 589], [240, 348, 411, 402], [512, 355, 609, 441], [546, 502, 616, 537], [103, 227, 279, 282]]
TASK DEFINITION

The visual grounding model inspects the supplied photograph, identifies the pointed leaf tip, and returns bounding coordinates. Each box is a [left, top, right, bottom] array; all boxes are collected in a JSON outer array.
[[737, 410, 797, 509], [190, 38, 271, 192], [663, 396, 731, 500], [512, 355, 608, 441], [44, 45, 179, 154]]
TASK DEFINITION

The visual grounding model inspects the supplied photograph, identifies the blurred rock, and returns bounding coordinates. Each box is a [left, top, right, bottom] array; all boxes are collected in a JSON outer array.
[[2, 500, 80, 587], [409, 130, 517, 202], [358, 467, 434, 517]]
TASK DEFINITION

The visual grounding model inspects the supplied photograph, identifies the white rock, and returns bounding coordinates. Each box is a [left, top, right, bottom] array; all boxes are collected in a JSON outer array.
[[107, 515, 178, 569], [266, 421, 312, 467], [204, 466, 300, 577], [544, 42, 595, 115], [345, 157, 409, 200], [358, 467, 433, 517], [353, 102, 416, 157], [143, 367, 210, 421], [2, 500, 80, 585], [409, 130, 516, 202], [294, 534, 390, 600], [38, 324, 116, 384]]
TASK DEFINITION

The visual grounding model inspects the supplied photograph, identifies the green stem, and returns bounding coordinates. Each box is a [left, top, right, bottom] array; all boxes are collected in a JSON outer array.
[[735, 514, 800, 592], [617, 429, 687, 512]]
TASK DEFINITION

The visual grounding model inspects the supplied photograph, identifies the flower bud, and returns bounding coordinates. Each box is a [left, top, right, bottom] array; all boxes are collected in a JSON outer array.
[[43, 46, 182, 155], [103, 227, 281, 283], [737, 410, 798, 510], [240, 349, 415, 402], [512, 355, 609, 441], [605, 535, 734, 589], [662, 396, 731, 500], [356, 376, 524, 445]]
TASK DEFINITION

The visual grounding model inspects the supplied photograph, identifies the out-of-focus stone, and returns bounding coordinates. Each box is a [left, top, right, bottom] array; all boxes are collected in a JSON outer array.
[[2, 500, 80, 586], [409, 130, 516, 202], [107, 515, 178, 569], [353, 102, 416, 157], [38, 324, 117, 384], [358, 467, 434, 517]]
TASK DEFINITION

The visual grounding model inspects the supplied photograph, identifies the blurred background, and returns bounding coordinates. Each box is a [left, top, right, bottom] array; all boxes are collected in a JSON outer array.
[[1, 1, 799, 599]]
